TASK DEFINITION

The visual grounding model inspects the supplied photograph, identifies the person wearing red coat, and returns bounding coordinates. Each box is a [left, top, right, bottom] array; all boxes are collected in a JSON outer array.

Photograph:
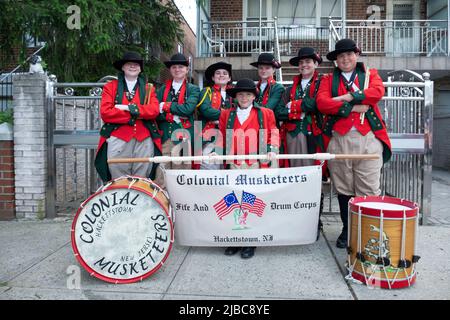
[[94, 51, 161, 182], [316, 39, 392, 249], [214, 78, 278, 259]]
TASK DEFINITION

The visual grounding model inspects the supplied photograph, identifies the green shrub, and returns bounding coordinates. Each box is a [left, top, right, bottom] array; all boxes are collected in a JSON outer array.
[[0, 108, 13, 125]]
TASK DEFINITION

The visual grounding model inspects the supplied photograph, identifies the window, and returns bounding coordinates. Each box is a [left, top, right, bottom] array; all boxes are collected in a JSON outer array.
[[247, 0, 268, 19], [271, 0, 342, 27]]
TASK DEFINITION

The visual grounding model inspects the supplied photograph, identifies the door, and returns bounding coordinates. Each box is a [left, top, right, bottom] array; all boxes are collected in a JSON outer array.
[[385, 0, 421, 56]]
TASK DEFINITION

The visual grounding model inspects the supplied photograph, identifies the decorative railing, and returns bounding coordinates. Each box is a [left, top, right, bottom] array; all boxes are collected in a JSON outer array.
[[329, 19, 448, 56], [199, 20, 331, 57], [199, 20, 277, 57]]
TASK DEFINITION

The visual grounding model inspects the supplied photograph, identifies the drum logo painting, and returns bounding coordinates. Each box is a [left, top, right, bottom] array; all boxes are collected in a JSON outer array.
[[364, 225, 391, 264], [72, 187, 173, 284]]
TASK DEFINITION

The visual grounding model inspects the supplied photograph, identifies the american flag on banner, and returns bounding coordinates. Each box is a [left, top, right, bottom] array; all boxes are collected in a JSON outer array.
[[241, 191, 266, 217], [213, 192, 241, 220]]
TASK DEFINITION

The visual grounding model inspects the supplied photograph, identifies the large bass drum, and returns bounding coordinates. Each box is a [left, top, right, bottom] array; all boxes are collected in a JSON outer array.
[[71, 176, 173, 284]]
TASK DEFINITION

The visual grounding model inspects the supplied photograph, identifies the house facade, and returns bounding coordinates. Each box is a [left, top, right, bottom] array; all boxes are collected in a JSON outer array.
[[196, 0, 450, 170]]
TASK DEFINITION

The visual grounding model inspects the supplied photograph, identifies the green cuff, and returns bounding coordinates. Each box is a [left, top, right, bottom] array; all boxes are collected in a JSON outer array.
[[350, 90, 366, 104], [337, 102, 353, 118], [128, 103, 140, 118], [366, 107, 384, 131], [301, 96, 316, 113]]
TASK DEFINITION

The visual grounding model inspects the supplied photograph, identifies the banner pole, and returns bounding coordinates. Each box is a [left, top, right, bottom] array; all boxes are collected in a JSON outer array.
[[107, 153, 380, 164]]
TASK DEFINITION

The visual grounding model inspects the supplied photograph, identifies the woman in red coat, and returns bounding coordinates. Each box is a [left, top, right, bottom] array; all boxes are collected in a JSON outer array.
[[94, 51, 161, 182]]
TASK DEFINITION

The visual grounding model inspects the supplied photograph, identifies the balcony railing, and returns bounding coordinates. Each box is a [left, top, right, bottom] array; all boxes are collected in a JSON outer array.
[[329, 19, 448, 56], [199, 19, 449, 58], [199, 20, 277, 57], [199, 20, 330, 57]]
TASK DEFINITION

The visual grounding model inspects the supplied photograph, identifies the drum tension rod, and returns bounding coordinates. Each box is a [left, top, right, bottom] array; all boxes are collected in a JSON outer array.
[[356, 252, 366, 263], [376, 257, 390, 266], [398, 259, 412, 268], [412, 255, 421, 263]]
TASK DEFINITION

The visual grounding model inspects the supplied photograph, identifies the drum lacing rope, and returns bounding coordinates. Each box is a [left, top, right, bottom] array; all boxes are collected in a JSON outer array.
[[127, 176, 138, 189], [152, 186, 159, 199], [379, 210, 392, 289], [99, 181, 113, 193], [364, 210, 389, 289], [345, 205, 366, 286], [391, 209, 408, 286]]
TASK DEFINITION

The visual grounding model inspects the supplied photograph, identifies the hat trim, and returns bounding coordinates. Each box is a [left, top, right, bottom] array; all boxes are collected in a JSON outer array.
[[289, 54, 322, 66], [326, 47, 361, 61]]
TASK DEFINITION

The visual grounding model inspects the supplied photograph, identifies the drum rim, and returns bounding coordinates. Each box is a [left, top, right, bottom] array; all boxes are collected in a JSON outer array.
[[349, 196, 419, 219], [351, 269, 416, 289], [71, 183, 174, 284]]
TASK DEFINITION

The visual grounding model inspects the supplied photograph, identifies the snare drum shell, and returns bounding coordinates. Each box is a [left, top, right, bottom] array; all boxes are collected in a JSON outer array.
[[348, 196, 419, 289]]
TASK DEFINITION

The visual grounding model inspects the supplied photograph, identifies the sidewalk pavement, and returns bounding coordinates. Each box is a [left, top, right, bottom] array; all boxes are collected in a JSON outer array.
[[0, 169, 449, 300]]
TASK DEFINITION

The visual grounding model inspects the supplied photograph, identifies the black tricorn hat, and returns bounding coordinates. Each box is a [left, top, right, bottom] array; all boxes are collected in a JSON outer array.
[[226, 78, 257, 98], [113, 51, 144, 71], [326, 38, 362, 61], [205, 61, 232, 84], [164, 53, 189, 68], [289, 47, 323, 66], [250, 52, 281, 69]]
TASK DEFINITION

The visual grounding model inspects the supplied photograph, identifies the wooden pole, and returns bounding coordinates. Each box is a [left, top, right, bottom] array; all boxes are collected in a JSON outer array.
[[107, 153, 380, 164]]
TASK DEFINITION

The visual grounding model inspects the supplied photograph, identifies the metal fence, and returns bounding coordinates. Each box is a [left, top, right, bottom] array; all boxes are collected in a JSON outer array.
[[199, 20, 330, 57], [380, 70, 433, 224], [277, 25, 329, 56], [0, 74, 14, 111], [200, 20, 277, 56], [329, 19, 448, 56]]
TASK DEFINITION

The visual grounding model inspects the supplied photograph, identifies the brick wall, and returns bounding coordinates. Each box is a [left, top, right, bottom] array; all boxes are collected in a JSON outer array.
[[0, 46, 38, 73], [0, 139, 15, 220], [159, 1, 198, 84], [346, 0, 387, 20], [210, 0, 243, 21]]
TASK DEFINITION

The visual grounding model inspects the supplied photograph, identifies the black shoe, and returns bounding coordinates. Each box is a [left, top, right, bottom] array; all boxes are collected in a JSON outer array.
[[336, 232, 347, 249], [240, 247, 255, 259], [224, 247, 241, 256]]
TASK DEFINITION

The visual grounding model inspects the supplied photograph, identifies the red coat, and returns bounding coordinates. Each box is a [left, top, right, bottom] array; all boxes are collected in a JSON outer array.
[[218, 106, 279, 167], [316, 66, 391, 163], [96, 79, 162, 152], [94, 79, 162, 182]]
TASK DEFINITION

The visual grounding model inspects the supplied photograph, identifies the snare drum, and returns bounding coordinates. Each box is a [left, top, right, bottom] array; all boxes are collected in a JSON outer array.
[[347, 196, 420, 289], [71, 176, 173, 284]]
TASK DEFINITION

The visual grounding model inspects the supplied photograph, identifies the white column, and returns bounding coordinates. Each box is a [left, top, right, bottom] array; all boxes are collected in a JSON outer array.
[[316, 0, 322, 27], [448, 0, 450, 56], [13, 73, 48, 219]]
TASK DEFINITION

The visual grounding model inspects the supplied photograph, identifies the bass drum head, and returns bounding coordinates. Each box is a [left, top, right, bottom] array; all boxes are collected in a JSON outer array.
[[71, 183, 173, 284]]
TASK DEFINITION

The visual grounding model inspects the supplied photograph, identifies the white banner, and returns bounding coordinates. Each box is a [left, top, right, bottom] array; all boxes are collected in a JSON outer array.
[[165, 166, 322, 246]]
